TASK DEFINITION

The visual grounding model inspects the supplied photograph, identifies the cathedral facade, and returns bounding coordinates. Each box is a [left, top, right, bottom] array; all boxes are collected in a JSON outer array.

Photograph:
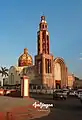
[[8, 16, 68, 89]]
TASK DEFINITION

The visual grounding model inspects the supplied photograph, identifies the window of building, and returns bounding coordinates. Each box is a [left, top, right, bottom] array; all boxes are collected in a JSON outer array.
[[45, 59, 47, 73], [12, 75, 14, 84], [38, 61, 42, 74], [45, 59, 49, 73], [10, 73, 14, 85], [43, 47, 46, 53], [48, 60, 49, 73], [49, 60, 52, 73], [42, 24, 44, 29], [42, 32, 45, 39], [11, 73, 13, 84], [47, 46, 49, 54], [45, 59, 51, 73], [47, 35, 49, 41], [45, 25, 47, 28]]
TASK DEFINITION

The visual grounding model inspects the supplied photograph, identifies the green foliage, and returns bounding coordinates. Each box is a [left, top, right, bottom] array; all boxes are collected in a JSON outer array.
[[0, 67, 8, 77]]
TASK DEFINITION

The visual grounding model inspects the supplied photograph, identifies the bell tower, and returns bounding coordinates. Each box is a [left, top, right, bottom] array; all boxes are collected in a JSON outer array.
[[35, 16, 54, 88], [37, 16, 50, 55]]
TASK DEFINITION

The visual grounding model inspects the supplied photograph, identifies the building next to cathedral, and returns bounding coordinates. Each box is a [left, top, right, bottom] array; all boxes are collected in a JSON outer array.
[[7, 16, 74, 89]]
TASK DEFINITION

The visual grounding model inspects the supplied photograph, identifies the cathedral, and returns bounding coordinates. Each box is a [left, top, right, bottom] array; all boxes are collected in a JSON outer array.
[[8, 16, 69, 89]]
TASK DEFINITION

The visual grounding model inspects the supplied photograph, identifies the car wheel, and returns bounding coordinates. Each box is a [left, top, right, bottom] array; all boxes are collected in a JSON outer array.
[[53, 97, 54, 100], [80, 100, 82, 103], [64, 97, 66, 100]]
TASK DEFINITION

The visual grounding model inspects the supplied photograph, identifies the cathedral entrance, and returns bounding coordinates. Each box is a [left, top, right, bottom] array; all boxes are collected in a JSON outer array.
[[56, 80, 61, 89], [54, 58, 68, 89]]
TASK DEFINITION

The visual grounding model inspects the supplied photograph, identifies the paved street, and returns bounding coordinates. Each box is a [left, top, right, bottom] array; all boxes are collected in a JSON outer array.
[[34, 96, 82, 120]]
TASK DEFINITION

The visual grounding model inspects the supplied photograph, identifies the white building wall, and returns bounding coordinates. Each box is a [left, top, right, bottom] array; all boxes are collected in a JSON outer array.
[[0, 75, 3, 86], [8, 66, 24, 85]]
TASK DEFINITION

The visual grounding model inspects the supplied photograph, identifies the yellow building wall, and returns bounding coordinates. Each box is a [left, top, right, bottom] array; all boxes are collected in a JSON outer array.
[[68, 75, 74, 87]]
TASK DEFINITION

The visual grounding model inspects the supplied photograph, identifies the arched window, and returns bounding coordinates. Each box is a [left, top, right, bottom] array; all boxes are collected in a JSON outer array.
[[45, 25, 47, 29], [42, 24, 44, 29], [47, 35, 49, 41], [38, 61, 42, 74], [11, 73, 14, 84], [38, 61, 41, 74], [42, 32, 45, 39]]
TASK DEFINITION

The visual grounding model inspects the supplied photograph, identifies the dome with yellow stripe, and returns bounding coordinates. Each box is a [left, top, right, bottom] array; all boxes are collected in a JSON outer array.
[[18, 48, 33, 67]]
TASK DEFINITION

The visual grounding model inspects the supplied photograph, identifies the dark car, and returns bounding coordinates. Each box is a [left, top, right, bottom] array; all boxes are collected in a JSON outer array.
[[53, 89, 67, 100]]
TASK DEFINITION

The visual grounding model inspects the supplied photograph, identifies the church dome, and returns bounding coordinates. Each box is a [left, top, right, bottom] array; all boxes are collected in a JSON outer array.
[[18, 48, 33, 67]]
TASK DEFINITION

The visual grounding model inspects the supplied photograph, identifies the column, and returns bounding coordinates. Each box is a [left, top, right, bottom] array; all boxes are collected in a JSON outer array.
[[21, 76, 29, 98]]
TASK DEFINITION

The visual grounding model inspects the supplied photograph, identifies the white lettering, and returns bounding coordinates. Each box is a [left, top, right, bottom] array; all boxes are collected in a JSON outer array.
[[33, 102, 53, 109]]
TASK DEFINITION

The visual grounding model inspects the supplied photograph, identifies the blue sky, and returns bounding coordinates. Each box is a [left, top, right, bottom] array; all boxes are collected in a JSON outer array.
[[0, 0, 82, 78]]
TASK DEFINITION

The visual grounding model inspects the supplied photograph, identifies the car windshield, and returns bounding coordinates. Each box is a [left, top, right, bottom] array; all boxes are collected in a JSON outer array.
[[63, 90, 68, 92], [78, 91, 82, 93], [79, 92, 82, 94]]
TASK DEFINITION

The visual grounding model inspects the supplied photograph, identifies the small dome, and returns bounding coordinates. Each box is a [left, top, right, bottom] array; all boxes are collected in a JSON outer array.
[[18, 48, 33, 67]]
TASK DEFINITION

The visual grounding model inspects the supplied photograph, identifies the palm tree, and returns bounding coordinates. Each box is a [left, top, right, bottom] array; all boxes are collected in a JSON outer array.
[[0, 67, 8, 86], [0, 67, 8, 77]]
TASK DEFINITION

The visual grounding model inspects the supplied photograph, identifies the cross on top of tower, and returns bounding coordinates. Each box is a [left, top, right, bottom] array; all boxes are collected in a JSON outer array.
[[40, 15, 47, 24], [41, 16, 45, 21]]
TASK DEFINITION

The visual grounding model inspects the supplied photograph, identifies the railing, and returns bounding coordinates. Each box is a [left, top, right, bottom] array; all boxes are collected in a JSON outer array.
[[29, 89, 54, 94]]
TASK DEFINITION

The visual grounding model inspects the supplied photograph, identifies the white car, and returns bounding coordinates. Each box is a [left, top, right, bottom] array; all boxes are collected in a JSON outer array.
[[69, 90, 77, 96], [80, 94, 82, 103], [77, 92, 82, 98], [5, 89, 16, 95]]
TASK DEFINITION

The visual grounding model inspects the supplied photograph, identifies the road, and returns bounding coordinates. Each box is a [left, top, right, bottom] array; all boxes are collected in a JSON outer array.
[[33, 96, 82, 120]]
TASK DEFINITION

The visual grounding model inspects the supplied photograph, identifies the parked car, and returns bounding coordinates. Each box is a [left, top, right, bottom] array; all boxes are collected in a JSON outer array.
[[0, 89, 5, 95], [78, 92, 82, 99], [69, 90, 77, 96], [62, 89, 69, 96], [5, 89, 17, 96], [80, 94, 82, 103], [77, 89, 82, 98], [53, 89, 67, 100]]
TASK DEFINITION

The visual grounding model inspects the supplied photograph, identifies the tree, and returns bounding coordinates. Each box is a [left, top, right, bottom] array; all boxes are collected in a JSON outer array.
[[0, 67, 8, 77], [0, 67, 9, 86]]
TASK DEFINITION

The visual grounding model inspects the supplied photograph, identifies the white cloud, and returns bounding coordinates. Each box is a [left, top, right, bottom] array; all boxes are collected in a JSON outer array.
[[80, 58, 82, 60]]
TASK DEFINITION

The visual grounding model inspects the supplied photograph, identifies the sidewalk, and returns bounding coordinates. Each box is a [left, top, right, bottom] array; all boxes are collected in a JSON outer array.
[[0, 96, 50, 120]]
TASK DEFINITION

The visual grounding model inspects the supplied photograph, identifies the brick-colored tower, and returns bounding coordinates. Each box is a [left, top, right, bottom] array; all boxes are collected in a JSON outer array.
[[35, 16, 54, 88]]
